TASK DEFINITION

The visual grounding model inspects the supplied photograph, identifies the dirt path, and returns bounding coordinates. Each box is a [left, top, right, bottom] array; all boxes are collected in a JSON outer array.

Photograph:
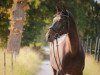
[[36, 60, 53, 75]]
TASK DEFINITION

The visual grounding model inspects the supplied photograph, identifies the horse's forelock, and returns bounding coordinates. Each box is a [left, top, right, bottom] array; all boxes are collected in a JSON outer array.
[[56, 10, 69, 17]]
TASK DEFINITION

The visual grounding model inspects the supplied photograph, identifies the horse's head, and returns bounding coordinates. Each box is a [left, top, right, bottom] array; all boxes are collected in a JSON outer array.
[[46, 9, 70, 42]]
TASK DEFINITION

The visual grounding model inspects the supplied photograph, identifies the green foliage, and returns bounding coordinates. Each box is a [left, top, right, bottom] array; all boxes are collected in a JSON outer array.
[[0, 0, 13, 47], [0, 0, 13, 8], [22, 1, 47, 46], [22, 0, 54, 46], [84, 0, 100, 39], [0, 0, 100, 47], [0, 10, 10, 47]]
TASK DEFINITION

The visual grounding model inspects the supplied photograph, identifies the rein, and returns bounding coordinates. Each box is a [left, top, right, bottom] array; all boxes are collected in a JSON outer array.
[[52, 33, 65, 75], [51, 11, 70, 75]]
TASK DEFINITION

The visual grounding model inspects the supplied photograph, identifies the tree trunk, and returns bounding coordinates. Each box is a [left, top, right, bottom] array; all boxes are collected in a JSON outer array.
[[7, 0, 27, 54]]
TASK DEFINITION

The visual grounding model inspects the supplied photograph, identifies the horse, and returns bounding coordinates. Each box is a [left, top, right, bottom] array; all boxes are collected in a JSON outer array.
[[46, 8, 85, 75]]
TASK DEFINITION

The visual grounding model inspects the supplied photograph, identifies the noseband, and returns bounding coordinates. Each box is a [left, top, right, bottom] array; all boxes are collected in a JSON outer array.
[[49, 13, 69, 39]]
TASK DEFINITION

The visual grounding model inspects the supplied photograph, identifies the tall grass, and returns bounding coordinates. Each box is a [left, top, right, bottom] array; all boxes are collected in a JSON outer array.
[[84, 54, 100, 75], [0, 47, 41, 75]]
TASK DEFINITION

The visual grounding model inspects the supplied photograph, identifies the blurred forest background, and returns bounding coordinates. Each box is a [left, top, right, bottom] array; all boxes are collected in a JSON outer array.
[[0, 0, 100, 48], [0, 0, 100, 75]]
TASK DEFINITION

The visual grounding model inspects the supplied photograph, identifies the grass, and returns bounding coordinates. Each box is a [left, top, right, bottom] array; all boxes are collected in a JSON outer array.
[[1, 47, 100, 75], [0, 47, 41, 75], [84, 54, 100, 75]]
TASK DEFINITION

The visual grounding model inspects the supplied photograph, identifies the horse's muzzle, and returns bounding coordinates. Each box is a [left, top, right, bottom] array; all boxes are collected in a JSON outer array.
[[46, 33, 53, 42]]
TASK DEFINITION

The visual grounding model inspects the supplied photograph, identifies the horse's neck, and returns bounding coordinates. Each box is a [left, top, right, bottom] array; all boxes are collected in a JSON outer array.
[[67, 30, 79, 55], [65, 15, 80, 55]]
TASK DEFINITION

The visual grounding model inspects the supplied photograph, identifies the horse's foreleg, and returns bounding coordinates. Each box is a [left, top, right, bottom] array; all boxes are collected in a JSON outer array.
[[52, 68, 62, 75], [52, 68, 57, 75], [56, 71, 61, 75]]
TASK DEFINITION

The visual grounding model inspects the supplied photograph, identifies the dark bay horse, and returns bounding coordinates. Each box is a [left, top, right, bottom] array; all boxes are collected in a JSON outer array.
[[46, 9, 85, 75]]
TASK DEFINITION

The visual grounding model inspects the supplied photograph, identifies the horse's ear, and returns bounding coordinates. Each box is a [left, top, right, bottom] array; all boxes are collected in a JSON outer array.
[[61, 9, 70, 16], [56, 6, 62, 13]]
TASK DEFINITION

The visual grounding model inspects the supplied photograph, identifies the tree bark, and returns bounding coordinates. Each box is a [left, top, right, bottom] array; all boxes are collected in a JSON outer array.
[[7, 0, 27, 54]]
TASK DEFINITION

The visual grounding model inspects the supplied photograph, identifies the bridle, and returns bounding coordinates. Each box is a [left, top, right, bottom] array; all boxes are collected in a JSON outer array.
[[50, 11, 70, 75], [49, 12, 70, 38]]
